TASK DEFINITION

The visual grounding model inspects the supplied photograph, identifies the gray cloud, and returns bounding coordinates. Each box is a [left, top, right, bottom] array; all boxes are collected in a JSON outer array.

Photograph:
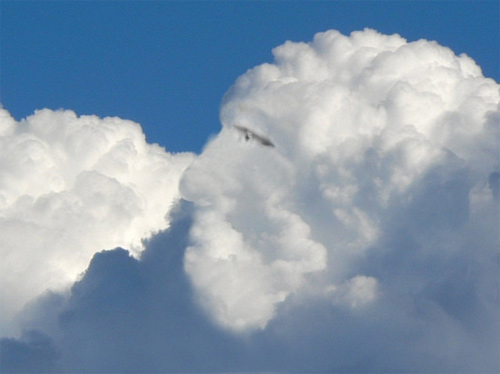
[[4, 196, 497, 372], [0, 330, 60, 373]]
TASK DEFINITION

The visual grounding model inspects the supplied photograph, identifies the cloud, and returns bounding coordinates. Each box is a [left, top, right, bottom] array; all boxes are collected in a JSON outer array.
[[0, 330, 60, 373], [1, 28, 499, 373], [181, 28, 499, 335], [6, 201, 497, 373], [0, 108, 194, 335], [4, 204, 244, 373]]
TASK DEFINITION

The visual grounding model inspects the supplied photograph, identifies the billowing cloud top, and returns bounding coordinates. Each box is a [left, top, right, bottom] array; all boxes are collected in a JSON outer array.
[[181, 29, 499, 331], [0, 108, 194, 334]]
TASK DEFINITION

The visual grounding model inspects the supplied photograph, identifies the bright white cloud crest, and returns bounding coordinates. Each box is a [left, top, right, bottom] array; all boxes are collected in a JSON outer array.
[[0, 109, 194, 334], [181, 29, 499, 331]]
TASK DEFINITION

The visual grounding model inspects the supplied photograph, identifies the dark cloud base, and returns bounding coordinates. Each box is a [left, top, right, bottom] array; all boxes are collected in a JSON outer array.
[[1, 201, 498, 373], [0, 331, 59, 373]]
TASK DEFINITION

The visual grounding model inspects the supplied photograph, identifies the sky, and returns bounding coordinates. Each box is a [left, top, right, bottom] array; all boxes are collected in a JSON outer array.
[[1, 1, 499, 153], [1, 1, 499, 373]]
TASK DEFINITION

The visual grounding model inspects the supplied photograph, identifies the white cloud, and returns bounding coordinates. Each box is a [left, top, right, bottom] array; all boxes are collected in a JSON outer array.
[[1, 27, 498, 373], [325, 275, 379, 309], [0, 108, 194, 335], [181, 28, 499, 332]]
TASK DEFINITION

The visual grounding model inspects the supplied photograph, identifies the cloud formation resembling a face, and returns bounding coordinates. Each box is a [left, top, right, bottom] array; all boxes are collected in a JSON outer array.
[[0, 108, 194, 335], [180, 28, 499, 332], [0, 28, 499, 373]]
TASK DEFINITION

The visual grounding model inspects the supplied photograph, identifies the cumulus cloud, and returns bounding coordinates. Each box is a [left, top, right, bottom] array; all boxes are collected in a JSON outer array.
[[0, 108, 194, 335], [1, 28, 499, 373], [181, 28, 499, 335]]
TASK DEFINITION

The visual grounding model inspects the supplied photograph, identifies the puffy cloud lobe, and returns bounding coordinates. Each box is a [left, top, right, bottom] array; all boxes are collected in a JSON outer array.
[[181, 130, 328, 331], [182, 28, 499, 332], [325, 275, 379, 309], [0, 108, 194, 335]]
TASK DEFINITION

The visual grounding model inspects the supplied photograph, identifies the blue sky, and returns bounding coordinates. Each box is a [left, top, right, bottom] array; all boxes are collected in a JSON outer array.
[[1, 1, 498, 153]]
